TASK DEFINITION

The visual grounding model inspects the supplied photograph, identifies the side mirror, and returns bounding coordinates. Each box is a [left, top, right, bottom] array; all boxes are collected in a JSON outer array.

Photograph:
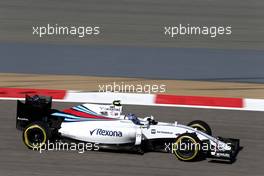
[[113, 100, 121, 106]]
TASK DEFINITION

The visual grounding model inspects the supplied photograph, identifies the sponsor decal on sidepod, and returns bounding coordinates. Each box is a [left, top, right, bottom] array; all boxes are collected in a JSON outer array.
[[90, 129, 123, 137]]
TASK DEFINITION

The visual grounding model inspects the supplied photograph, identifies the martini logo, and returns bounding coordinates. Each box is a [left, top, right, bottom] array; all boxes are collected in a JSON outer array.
[[90, 129, 122, 137]]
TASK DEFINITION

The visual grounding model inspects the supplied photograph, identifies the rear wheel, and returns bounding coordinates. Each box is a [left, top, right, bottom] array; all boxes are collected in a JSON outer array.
[[23, 122, 49, 150], [173, 133, 201, 161], [187, 120, 212, 135]]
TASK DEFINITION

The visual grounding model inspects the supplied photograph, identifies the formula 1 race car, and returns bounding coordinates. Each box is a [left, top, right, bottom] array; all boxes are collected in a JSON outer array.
[[16, 95, 240, 162]]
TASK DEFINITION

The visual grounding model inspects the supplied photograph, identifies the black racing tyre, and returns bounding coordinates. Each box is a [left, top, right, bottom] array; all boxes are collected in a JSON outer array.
[[173, 133, 201, 161], [187, 120, 212, 135], [22, 122, 50, 150]]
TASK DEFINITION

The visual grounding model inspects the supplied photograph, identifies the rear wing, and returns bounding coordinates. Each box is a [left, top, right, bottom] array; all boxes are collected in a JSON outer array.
[[16, 95, 52, 130]]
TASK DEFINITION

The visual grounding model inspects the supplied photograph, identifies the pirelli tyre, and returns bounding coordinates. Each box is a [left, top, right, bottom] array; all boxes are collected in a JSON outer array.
[[22, 122, 50, 150], [173, 133, 202, 161], [187, 120, 212, 135]]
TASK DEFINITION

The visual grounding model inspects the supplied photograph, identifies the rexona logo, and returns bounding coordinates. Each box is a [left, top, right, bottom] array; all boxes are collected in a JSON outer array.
[[90, 129, 122, 137]]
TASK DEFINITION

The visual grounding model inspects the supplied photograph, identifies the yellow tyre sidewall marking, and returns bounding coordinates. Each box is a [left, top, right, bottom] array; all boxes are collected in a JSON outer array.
[[24, 125, 47, 149], [173, 135, 199, 161], [191, 124, 207, 132]]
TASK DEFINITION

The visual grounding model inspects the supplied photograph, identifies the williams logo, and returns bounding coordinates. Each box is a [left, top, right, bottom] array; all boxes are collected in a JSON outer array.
[[90, 129, 122, 137], [151, 129, 156, 134]]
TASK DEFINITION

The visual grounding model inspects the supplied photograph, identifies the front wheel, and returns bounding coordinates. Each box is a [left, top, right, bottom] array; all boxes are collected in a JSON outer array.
[[173, 133, 201, 161], [22, 122, 49, 150], [187, 120, 212, 135]]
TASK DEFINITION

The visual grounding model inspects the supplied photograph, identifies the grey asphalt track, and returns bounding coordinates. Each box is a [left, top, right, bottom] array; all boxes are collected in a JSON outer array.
[[0, 0, 264, 83], [1, 43, 264, 83], [0, 0, 263, 49], [1, 100, 263, 176]]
